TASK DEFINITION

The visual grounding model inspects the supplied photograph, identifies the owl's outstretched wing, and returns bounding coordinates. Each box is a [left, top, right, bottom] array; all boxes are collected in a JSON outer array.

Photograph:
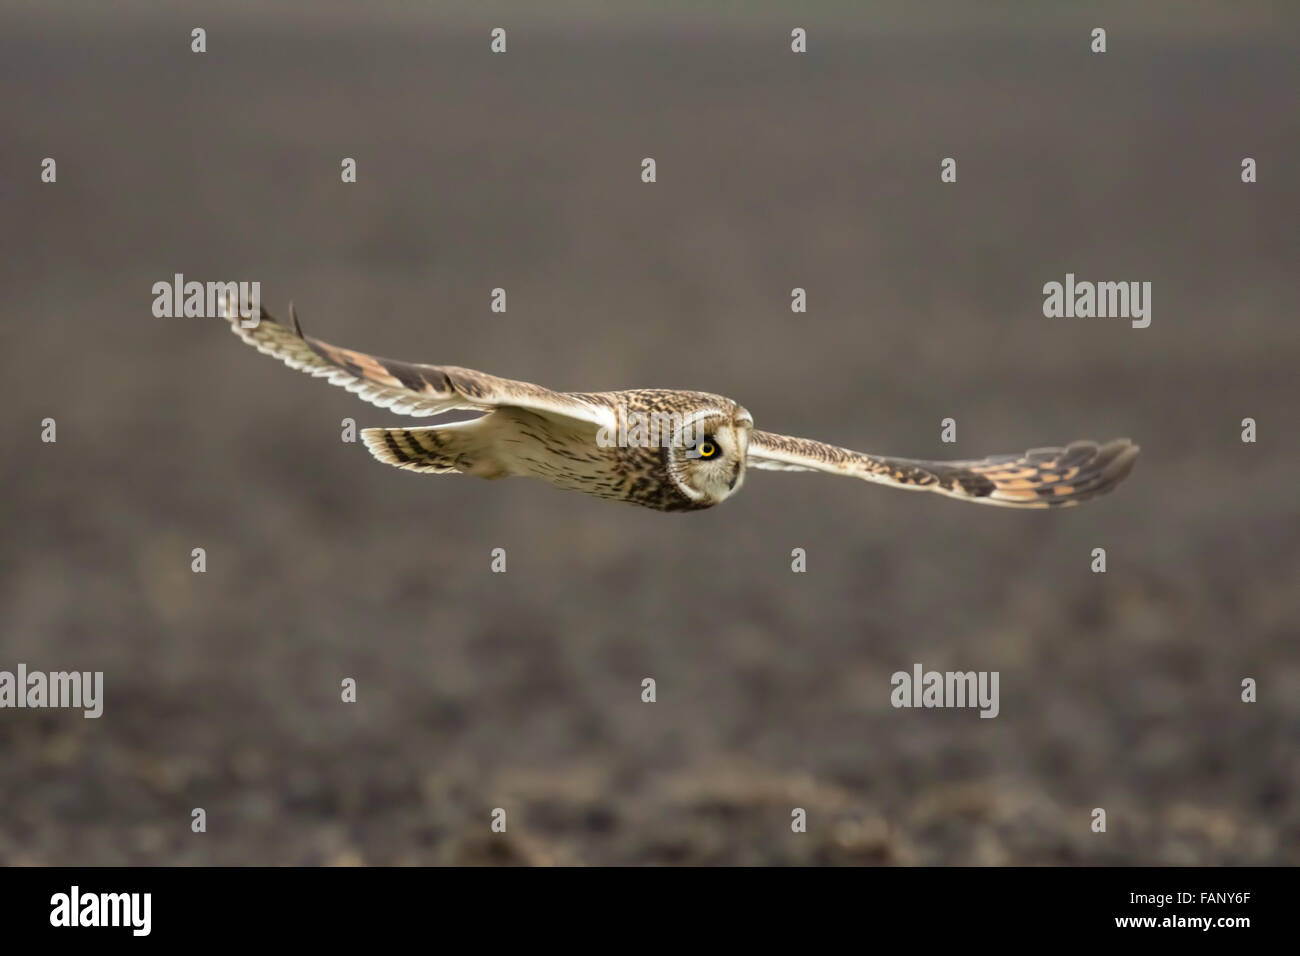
[[217, 296, 614, 429], [746, 431, 1138, 508]]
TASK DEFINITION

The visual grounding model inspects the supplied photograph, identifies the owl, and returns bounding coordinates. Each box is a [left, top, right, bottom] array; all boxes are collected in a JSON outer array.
[[217, 299, 1138, 512]]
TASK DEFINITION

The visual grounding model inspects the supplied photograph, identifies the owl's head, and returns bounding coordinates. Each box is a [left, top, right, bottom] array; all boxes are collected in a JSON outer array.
[[664, 402, 754, 506]]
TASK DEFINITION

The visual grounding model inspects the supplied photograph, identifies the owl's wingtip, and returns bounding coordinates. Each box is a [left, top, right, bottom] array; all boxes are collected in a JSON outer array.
[[1096, 438, 1140, 489]]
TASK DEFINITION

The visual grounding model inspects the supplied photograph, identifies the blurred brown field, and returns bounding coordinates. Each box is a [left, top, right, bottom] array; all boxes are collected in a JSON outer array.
[[0, 2, 1296, 864]]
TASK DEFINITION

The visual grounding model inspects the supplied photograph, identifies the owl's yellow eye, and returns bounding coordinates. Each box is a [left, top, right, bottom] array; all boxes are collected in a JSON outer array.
[[697, 440, 718, 459]]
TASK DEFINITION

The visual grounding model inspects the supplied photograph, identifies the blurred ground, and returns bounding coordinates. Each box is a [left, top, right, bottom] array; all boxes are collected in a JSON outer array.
[[0, 2, 1297, 864]]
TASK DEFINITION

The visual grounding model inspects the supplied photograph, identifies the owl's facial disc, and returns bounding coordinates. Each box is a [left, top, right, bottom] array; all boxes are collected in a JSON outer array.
[[668, 408, 752, 504]]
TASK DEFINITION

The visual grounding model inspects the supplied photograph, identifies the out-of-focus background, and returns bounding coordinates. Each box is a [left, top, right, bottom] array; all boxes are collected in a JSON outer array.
[[1, 1, 1296, 864]]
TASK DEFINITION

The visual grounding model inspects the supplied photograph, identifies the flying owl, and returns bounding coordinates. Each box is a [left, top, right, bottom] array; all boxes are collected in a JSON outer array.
[[217, 299, 1138, 513]]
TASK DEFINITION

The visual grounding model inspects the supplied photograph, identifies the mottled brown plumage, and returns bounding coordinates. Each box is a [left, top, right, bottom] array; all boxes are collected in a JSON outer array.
[[745, 431, 1138, 509], [217, 297, 1138, 512]]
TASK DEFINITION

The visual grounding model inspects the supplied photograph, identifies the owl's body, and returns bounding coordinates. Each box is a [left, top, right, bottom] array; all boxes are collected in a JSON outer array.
[[217, 298, 1138, 512], [368, 389, 746, 512]]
